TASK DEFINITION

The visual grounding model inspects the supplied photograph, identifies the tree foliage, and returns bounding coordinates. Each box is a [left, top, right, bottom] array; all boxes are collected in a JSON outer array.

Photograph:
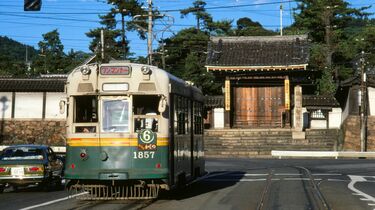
[[180, 0, 213, 31], [291, 0, 371, 94], [0, 36, 37, 76], [31, 30, 91, 75], [2, 0, 374, 98], [86, 0, 146, 61], [32, 29, 65, 74], [234, 18, 277, 36]]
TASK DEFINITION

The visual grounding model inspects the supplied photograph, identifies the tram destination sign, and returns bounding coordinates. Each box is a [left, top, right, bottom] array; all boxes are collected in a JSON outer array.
[[100, 66, 130, 75]]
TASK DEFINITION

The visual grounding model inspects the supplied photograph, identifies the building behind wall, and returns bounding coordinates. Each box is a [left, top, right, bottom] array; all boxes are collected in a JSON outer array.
[[0, 75, 67, 146], [205, 35, 314, 129], [337, 72, 375, 151]]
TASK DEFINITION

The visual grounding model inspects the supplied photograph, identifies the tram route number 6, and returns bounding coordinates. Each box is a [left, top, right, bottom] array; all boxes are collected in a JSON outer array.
[[133, 151, 155, 159]]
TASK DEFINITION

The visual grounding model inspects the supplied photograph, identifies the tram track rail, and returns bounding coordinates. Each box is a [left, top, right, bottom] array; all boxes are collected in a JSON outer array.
[[256, 166, 331, 210], [295, 166, 331, 210], [256, 169, 273, 210]]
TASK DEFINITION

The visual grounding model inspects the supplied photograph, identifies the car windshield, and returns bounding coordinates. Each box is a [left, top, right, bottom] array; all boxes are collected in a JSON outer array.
[[0, 147, 44, 160]]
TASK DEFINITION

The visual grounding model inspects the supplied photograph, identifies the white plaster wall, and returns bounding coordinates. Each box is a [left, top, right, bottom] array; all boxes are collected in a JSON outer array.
[[45, 92, 66, 119], [368, 87, 375, 116], [14, 92, 43, 118], [0, 92, 12, 119], [341, 93, 350, 123], [310, 120, 327, 129], [329, 107, 342, 128], [213, 108, 224, 129]]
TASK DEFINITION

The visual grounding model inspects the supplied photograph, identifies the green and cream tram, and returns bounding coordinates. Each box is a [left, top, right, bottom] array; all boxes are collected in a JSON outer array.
[[62, 60, 205, 199]]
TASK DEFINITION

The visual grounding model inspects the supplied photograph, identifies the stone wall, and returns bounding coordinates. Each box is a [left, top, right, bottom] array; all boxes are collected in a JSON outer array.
[[0, 120, 66, 146], [205, 129, 339, 157], [341, 115, 375, 151]]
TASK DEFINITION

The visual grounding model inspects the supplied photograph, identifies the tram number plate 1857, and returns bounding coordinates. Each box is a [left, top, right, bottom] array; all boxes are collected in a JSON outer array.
[[133, 151, 155, 159]]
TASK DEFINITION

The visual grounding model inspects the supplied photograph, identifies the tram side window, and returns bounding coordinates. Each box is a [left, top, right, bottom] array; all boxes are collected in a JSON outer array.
[[175, 96, 188, 135], [133, 95, 160, 132], [74, 96, 98, 123], [194, 102, 203, 135]]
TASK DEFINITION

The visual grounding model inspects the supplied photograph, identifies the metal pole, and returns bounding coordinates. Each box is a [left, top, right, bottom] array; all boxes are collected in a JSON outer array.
[[161, 42, 166, 69], [147, 0, 153, 65], [121, 11, 126, 60], [360, 50, 366, 152], [101, 29, 104, 60], [280, 4, 283, 36]]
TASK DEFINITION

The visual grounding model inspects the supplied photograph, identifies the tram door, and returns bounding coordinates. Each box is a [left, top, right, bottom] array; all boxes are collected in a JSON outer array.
[[234, 86, 284, 128]]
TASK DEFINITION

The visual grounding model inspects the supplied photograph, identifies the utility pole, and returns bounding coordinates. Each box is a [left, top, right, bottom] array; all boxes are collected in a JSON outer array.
[[147, 0, 153, 65], [161, 41, 166, 69], [133, 0, 173, 66], [323, 5, 338, 79], [101, 29, 105, 60], [280, 3, 283, 36], [114, 8, 127, 60], [360, 50, 367, 152]]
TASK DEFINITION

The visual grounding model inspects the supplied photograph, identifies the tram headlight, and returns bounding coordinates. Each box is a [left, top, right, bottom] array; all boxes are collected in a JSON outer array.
[[80, 66, 91, 75], [141, 66, 151, 75]]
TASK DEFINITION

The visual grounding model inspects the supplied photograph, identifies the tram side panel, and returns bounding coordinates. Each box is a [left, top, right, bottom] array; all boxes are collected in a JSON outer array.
[[192, 101, 205, 177], [173, 94, 193, 185]]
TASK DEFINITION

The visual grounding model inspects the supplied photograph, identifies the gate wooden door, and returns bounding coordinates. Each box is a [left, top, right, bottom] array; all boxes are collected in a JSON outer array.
[[233, 86, 285, 128]]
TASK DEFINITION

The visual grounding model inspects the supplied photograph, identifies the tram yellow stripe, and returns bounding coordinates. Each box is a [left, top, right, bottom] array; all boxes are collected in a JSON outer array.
[[67, 137, 169, 147]]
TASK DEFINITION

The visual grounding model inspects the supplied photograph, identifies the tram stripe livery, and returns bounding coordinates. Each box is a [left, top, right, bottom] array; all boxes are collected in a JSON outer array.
[[63, 61, 205, 199]]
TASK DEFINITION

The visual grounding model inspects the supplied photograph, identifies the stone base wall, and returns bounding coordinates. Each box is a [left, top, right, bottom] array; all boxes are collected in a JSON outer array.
[[205, 129, 339, 157], [0, 120, 66, 146], [341, 115, 375, 151]]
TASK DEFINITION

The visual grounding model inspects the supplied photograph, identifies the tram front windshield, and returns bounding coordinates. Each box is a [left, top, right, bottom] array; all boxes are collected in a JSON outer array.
[[102, 99, 129, 132]]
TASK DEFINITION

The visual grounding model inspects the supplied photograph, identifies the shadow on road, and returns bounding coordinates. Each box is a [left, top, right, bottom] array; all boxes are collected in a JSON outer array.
[[158, 171, 245, 200]]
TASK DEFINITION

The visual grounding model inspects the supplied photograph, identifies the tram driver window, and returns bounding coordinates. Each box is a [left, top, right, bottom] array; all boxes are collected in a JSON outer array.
[[74, 96, 98, 123], [74, 96, 97, 133], [133, 95, 160, 132]]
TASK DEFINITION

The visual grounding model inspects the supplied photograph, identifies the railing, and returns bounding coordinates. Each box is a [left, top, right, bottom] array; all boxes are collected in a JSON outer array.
[[272, 150, 375, 159]]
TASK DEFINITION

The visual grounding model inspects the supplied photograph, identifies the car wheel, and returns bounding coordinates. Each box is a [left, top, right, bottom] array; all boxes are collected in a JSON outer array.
[[0, 187, 4, 193]]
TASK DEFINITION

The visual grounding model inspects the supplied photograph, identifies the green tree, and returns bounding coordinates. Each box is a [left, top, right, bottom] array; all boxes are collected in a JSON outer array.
[[86, 0, 146, 61], [0, 36, 37, 76], [32, 29, 66, 74], [235, 17, 277, 36], [180, 0, 213, 31], [0, 54, 27, 76], [291, 0, 370, 94], [63, 49, 93, 72], [184, 52, 221, 95], [154, 28, 221, 95]]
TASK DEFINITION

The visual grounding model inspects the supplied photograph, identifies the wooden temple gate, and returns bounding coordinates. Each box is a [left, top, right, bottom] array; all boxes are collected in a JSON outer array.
[[233, 85, 285, 128]]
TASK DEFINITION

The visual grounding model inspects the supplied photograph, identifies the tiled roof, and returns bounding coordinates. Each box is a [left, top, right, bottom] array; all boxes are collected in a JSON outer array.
[[0, 76, 66, 92], [206, 35, 309, 67], [340, 73, 375, 88]]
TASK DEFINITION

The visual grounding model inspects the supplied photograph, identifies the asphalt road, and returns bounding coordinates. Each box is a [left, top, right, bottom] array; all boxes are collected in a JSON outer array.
[[1, 158, 375, 210]]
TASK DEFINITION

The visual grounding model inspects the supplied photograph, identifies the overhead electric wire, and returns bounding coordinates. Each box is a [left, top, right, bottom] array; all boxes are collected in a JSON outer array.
[[159, 0, 297, 12], [0, 13, 99, 23]]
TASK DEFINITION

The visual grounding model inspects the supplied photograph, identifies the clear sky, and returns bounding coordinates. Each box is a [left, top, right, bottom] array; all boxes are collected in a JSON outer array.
[[0, 0, 373, 58]]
